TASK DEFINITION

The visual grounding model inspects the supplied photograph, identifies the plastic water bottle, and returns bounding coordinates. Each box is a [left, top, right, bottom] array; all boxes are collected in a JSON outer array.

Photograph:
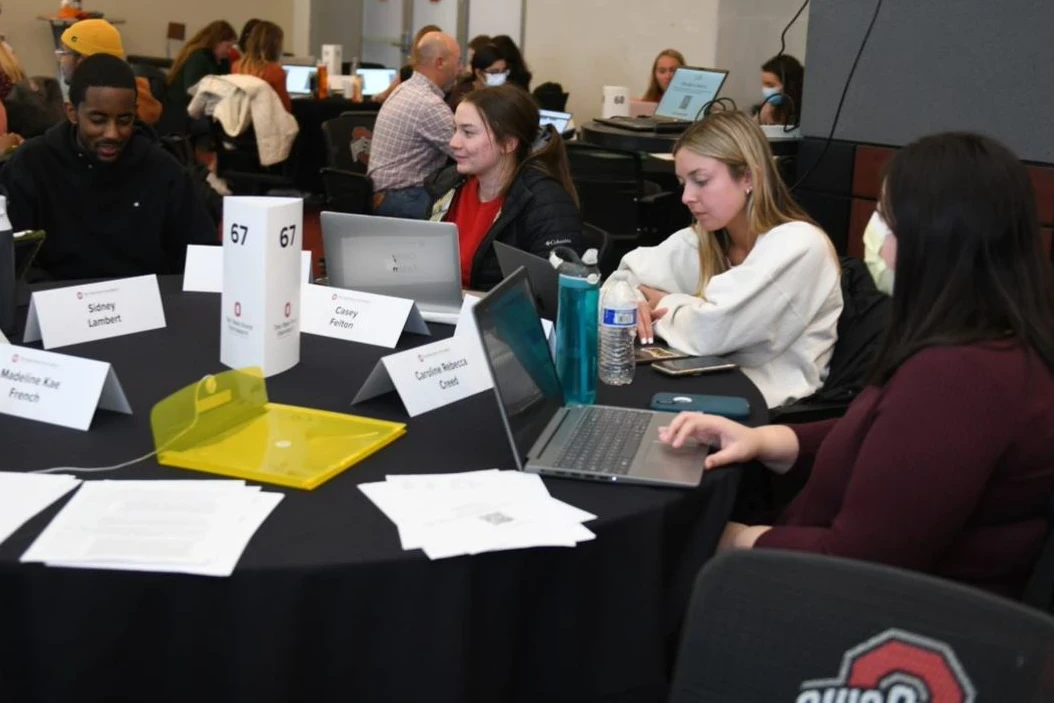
[[552, 247, 600, 405], [0, 196, 14, 338], [599, 272, 638, 386]]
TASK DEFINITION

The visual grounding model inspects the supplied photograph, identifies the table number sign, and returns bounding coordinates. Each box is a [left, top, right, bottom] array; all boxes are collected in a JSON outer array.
[[220, 197, 302, 377]]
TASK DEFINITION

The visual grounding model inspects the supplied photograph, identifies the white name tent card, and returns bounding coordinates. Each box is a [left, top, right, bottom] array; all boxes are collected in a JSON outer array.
[[300, 284, 430, 348], [0, 344, 131, 430], [220, 197, 303, 377], [352, 336, 492, 417], [183, 245, 313, 293], [453, 294, 553, 341], [23, 275, 166, 350]]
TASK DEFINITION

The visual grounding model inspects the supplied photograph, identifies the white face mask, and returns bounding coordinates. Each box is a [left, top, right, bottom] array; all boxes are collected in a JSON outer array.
[[761, 85, 784, 105], [484, 71, 509, 87]]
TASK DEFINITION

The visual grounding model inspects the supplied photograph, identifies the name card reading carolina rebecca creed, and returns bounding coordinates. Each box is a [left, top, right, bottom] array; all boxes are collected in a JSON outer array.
[[0, 345, 132, 430], [352, 336, 491, 417], [300, 284, 430, 348], [23, 275, 166, 350]]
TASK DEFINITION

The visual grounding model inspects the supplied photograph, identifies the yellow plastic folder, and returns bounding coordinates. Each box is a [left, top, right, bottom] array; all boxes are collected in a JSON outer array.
[[150, 368, 405, 490]]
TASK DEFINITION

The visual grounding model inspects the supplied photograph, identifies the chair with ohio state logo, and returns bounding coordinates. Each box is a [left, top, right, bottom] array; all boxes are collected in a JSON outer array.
[[319, 113, 375, 215], [668, 551, 1054, 703]]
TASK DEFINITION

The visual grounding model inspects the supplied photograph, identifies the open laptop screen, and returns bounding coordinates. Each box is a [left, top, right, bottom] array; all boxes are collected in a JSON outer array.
[[655, 67, 729, 121], [539, 109, 572, 134], [284, 65, 317, 95], [356, 68, 397, 95], [473, 269, 564, 464]]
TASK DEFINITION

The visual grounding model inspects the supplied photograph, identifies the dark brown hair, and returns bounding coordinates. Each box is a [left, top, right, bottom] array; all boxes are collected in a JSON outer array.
[[168, 20, 237, 85], [869, 132, 1054, 385], [462, 85, 578, 207]]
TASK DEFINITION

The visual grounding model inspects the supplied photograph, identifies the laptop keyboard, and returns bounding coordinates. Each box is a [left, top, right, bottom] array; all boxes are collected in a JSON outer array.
[[555, 408, 652, 475]]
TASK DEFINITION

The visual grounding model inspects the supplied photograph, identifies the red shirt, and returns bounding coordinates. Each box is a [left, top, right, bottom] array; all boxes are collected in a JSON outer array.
[[756, 342, 1054, 598], [445, 177, 504, 287]]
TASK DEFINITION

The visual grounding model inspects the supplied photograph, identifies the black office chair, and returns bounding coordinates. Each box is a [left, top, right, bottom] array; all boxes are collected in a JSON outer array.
[[211, 121, 297, 196], [670, 551, 1054, 703], [321, 112, 377, 175], [320, 168, 373, 215], [581, 222, 612, 276], [566, 143, 673, 263]]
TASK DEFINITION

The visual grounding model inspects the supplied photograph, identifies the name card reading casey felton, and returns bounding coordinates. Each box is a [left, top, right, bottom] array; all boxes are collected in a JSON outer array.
[[300, 284, 430, 348], [23, 275, 166, 350]]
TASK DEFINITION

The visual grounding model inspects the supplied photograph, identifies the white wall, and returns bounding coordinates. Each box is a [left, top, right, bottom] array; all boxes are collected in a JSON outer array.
[[4, 0, 294, 78], [715, 0, 809, 113], [524, 0, 721, 125], [468, 0, 522, 45]]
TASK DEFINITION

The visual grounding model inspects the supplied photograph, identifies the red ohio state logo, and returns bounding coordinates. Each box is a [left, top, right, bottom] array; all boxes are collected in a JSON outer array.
[[284, 302, 292, 318], [796, 629, 975, 703], [234, 302, 242, 318]]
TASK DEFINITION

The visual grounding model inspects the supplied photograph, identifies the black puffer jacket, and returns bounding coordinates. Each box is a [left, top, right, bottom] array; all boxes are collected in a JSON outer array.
[[430, 165, 582, 290]]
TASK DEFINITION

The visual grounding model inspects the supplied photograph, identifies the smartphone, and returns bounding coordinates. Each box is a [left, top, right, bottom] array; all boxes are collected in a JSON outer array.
[[652, 356, 738, 377], [635, 344, 692, 365], [650, 393, 751, 419]]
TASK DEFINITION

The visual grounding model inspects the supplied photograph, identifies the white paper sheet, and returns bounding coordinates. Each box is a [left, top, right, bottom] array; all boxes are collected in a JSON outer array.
[[0, 473, 82, 547]]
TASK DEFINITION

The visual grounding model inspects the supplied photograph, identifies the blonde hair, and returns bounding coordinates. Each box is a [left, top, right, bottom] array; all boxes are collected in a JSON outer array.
[[0, 42, 27, 86], [168, 20, 237, 85], [643, 49, 685, 103], [237, 21, 283, 77], [672, 110, 824, 296]]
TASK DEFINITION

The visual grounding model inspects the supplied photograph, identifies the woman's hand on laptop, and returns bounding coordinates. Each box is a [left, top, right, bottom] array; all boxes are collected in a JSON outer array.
[[659, 413, 802, 473]]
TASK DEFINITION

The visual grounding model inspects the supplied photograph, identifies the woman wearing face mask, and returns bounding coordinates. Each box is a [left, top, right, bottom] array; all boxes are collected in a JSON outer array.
[[660, 132, 1054, 599], [429, 85, 582, 290], [757, 54, 804, 126], [639, 48, 686, 103], [446, 43, 508, 109], [863, 206, 896, 295], [607, 111, 842, 408]]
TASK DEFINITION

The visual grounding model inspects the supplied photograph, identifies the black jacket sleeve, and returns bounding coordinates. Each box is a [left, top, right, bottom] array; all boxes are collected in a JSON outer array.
[[162, 163, 218, 274], [520, 175, 582, 260], [0, 149, 40, 233]]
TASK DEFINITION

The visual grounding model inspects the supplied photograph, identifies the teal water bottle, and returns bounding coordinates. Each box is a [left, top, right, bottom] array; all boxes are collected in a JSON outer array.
[[551, 247, 600, 405]]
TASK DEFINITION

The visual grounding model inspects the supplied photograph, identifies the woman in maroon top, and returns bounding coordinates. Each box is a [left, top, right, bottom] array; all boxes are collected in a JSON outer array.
[[661, 132, 1054, 598]]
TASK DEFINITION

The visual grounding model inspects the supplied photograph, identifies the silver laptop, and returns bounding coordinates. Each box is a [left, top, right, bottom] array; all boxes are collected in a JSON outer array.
[[539, 109, 573, 136], [594, 66, 729, 133], [283, 65, 317, 97], [321, 211, 463, 324], [356, 68, 398, 96], [472, 268, 708, 487], [493, 242, 559, 321]]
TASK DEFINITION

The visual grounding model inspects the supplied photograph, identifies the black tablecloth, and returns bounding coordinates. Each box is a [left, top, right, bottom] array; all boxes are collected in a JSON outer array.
[[290, 98, 380, 194], [0, 276, 767, 703]]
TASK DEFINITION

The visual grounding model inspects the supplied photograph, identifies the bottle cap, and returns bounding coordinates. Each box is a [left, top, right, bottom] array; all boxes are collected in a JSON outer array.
[[582, 248, 598, 266]]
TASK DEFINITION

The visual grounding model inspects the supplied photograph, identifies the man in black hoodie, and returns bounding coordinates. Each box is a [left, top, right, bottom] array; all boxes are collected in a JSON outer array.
[[0, 54, 216, 281]]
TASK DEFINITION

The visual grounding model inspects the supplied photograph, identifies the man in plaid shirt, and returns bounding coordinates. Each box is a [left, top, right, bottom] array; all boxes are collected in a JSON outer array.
[[368, 32, 461, 219]]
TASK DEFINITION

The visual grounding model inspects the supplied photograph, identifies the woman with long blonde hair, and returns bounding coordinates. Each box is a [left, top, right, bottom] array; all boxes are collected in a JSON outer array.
[[166, 20, 237, 116], [640, 49, 685, 103], [0, 40, 27, 100], [607, 110, 842, 407], [232, 21, 292, 112]]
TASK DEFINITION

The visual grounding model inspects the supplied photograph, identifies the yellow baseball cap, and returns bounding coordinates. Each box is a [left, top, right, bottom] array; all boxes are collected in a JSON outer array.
[[61, 19, 125, 58]]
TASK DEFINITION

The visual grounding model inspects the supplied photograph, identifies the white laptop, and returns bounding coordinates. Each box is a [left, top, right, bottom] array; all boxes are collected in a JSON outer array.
[[320, 212, 463, 324], [356, 68, 398, 96], [284, 65, 317, 97]]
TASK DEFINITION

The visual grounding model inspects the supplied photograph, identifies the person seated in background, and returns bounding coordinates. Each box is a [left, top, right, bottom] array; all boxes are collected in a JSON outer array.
[[446, 43, 507, 109], [862, 205, 895, 295], [464, 34, 492, 76], [57, 19, 163, 126], [610, 111, 842, 408], [232, 21, 292, 113], [0, 100, 22, 154], [661, 132, 1054, 600], [430, 85, 581, 290], [491, 35, 532, 91], [757, 54, 804, 126], [231, 18, 262, 64], [639, 48, 686, 103], [372, 24, 443, 104], [0, 55, 216, 280], [166, 21, 237, 119], [368, 32, 460, 219]]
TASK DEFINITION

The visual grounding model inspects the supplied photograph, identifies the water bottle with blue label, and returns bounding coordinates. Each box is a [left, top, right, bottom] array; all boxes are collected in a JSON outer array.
[[599, 272, 638, 386], [551, 246, 600, 405]]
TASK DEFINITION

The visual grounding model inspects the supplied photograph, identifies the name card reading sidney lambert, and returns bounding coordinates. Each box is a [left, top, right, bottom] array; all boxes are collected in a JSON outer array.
[[352, 336, 492, 417], [0, 345, 131, 430], [23, 275, 166, 350]]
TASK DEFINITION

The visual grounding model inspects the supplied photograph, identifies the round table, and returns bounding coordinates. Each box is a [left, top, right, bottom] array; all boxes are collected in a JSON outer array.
[[580, 121, 680, 153], [0, 276, 767, 703]]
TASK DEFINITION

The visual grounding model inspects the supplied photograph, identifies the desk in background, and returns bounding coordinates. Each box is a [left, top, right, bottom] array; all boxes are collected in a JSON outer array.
[[0, 276, 767, 703]]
